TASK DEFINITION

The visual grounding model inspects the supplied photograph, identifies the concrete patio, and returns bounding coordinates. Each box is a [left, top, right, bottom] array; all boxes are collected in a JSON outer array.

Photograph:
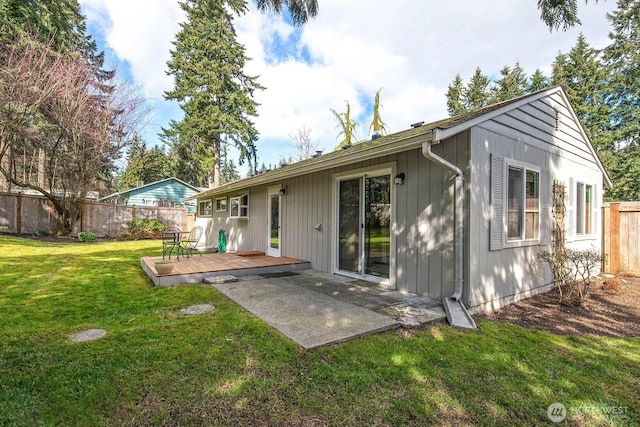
[[140, 253, 447, 348]]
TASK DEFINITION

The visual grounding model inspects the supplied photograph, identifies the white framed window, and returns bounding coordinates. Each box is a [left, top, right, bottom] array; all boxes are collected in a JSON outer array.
[[576, 182, 594, 235], [215, 197, 227, 212], [507, 165, 540, 241], [229, 194, 249, 218], [198, 200, 212, 217], [490, 154, 541, 250]]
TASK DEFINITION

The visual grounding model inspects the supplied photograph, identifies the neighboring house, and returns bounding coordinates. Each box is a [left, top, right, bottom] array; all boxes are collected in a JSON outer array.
[[8, 187, 99, 200], [186, 87, 610, 313], [100, 177, 201, 211]]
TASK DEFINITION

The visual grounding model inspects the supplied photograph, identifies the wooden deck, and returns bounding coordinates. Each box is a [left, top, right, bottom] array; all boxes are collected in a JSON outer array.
[[141, 251, 311, 286]]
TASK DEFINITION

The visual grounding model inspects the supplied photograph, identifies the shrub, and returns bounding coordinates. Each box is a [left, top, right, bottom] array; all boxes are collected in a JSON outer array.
[[126, 219, 167, 240], [34, 229, 49, 237], [537, 245, 605, 305], [78, 232, 97, 243], [126, 219, 145, 240], [0, 225, 8, 232]]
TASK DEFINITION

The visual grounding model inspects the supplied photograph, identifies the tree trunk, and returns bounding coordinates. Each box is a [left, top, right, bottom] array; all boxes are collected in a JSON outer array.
[[38, 149, 45, 187], [213, 134, 221, 189], [0, 145, 10, 192]]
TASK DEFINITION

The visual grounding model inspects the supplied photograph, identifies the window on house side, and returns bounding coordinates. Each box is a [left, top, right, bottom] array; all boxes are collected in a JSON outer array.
[[525, 170, 540, 239], [507, 166, 540, 241], [576, 183, 593, 235], [229, 194, 249, 218], [198, 200, 212, 217], [216, 197, 227, 212]]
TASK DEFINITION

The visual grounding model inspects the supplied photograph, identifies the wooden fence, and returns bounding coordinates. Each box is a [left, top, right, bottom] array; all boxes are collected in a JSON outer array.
[[0, 192, 189, 237], [602, 202, 640, 274]]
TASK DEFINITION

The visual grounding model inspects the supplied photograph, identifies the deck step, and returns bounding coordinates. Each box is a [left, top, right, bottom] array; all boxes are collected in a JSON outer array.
[[202, 275, 239, 284]]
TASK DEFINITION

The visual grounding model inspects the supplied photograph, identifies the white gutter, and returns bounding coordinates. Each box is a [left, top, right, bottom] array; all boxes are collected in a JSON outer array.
[[422, 137, 464, 301]]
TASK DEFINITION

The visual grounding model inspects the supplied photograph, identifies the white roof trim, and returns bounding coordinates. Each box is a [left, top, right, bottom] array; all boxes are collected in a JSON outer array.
[[433, 87, 561, 143], [432, 86, 611, 188], [99, 177, 201, 201], [187, 131, 432, 201]]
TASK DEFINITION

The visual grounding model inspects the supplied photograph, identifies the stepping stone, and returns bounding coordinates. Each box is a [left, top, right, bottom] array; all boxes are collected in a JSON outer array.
[[71, 329, 107, 342], [180, 304, 214, 315], [202, 275, 238, 284]]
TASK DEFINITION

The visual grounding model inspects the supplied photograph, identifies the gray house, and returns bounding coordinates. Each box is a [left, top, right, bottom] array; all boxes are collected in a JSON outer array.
[[100, 177, 201, 211], [187, 87, 610, 313]]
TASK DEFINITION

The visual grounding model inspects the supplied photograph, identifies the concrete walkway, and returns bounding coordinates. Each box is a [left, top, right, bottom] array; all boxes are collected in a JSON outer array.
[[209, 270, 446, 349]]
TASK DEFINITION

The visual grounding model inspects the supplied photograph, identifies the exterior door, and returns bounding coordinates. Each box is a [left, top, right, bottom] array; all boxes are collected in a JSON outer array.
[[267, 188, 281, 257], [336, 172, 391, 281]]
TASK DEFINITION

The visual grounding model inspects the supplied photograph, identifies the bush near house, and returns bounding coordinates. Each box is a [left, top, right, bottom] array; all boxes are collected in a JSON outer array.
[[77, 232, 96, 243], [126, 218, 166, 240]]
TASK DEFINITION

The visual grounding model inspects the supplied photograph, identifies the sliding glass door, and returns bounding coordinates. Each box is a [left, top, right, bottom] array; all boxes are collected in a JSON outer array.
[[337, 172, 391, 280]]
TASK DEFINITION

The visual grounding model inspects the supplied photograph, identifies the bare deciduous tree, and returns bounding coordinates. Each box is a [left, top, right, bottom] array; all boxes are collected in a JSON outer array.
[[0, 33, 148, 234], [288, 126, 319, 160]]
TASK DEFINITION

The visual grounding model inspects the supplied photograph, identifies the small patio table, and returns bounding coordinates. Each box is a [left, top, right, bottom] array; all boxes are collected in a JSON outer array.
[[162, 227, 182, 260]]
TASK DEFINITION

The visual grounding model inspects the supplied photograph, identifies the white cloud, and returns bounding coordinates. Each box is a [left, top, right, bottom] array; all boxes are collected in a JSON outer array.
[[80, 0, 618, 167], [80, 0, 183, 98]]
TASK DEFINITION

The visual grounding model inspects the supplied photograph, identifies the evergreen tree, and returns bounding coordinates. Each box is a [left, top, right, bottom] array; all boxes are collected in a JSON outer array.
[[463, 67, 492, 111], [162, 120, 209, 187], [116, 138, 172, 191], [602, 0, 640, 200], [552, 34, 610, 152], [537, 0, 581, 31], [256, 1, 588, 31], [527, 69, 551, 93], [219, 142, 240, 184], [164, 0, 263, 189], [492, 62, 528, 102], [446, 65, 552, 117], [255, 0, 318, 26], [446, 74, 466, 116]]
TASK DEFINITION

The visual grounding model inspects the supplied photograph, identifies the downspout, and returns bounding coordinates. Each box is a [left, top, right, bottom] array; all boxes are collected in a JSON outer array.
[[422, 139, 464, 301]]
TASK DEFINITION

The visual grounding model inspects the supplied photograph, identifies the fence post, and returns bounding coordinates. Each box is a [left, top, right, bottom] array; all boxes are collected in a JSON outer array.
[[16, 192, 22, 234], [602, 204, 610, 272], [609, 202, 620, 274]]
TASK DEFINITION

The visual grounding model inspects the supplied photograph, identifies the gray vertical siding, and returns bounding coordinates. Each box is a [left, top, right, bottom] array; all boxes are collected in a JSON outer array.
[[195, 141, 468, 300], [468, 92, 604, 311], [193, 91, 604, 310]]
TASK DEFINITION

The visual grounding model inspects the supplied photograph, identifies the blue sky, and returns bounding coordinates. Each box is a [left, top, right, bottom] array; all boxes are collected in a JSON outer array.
[[79, 0, 617, 175]]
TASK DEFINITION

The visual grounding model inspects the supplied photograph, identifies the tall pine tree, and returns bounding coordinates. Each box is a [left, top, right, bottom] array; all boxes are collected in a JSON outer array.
[[446, 74, 466, 116], [602, 0, 640, 200], [463, 67, 492, 111], [552, 34, 610, 151], [492, 62, 528, 102], [164, 0, 263, 188]]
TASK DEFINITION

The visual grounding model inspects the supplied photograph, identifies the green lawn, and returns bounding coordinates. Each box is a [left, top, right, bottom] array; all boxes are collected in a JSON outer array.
[[0, 235, 637, 426]]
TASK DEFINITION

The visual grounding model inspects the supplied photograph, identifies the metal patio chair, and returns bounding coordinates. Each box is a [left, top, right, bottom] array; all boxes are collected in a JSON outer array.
[[180, 226, 203, 258], [162, 227, 182, 260]]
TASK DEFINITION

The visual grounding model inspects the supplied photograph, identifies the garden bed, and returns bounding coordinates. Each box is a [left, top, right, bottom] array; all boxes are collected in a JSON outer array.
[[481, 274, 640, 337]]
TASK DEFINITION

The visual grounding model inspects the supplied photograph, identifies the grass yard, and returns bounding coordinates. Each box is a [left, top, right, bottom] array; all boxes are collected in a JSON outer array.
[[0, 235, 637, 426]]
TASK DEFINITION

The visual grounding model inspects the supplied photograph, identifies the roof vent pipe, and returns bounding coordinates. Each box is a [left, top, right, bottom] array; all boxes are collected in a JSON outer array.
[[422, 139, 464, 301]]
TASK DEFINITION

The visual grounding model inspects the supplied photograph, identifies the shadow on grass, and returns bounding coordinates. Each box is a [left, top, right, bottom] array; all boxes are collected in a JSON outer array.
[[0, 236, 637, 426]]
